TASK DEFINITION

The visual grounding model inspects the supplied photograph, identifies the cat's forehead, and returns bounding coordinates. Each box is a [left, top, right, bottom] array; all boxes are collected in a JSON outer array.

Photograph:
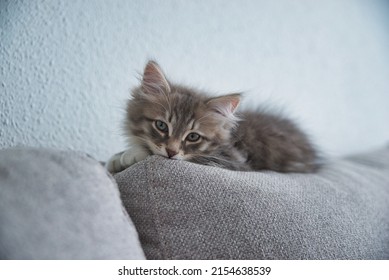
[[167, 101, 199, 134], [139, 85, 224, 132], [156, 88, 205, 118]]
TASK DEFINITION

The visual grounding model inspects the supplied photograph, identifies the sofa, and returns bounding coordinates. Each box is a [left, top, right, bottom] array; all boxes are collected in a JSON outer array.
[[0, 146, 388, 259]]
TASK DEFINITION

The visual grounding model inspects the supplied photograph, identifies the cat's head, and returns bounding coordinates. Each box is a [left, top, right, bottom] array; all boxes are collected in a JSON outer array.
[[125, 60, 241, 160]]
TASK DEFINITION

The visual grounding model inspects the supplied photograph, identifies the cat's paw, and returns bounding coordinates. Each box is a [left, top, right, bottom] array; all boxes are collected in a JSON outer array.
[[106, 148, 148, 173]]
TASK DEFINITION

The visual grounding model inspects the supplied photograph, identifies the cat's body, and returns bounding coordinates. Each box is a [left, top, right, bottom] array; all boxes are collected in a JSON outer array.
[[107, 61, 319, 173]]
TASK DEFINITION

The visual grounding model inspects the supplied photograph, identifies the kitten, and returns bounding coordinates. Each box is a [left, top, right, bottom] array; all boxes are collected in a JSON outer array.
[[107, 61, 320, 173]]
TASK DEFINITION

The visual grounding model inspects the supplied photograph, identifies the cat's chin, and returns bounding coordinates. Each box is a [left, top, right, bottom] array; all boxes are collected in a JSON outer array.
[[149, 148, 187, 161], [155, 153, 185, 161], [166, 155, 184, 161], [172, 154, 183, 160]]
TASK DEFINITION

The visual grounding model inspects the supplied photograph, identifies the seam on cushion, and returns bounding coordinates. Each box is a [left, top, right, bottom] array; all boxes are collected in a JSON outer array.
[[105, 169, 145, 246], [145, 157, 169, 259]]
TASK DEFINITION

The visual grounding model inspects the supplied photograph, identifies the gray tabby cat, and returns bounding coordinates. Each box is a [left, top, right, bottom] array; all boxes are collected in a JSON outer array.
[[107, 61, 319, 173]]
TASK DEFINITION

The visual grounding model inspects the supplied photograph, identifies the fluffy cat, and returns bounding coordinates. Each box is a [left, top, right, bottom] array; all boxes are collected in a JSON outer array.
[[107, 60, 319, 173]]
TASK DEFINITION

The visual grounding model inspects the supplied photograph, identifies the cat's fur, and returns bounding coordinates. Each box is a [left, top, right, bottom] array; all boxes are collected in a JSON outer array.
[[107, 61, 319, 173]]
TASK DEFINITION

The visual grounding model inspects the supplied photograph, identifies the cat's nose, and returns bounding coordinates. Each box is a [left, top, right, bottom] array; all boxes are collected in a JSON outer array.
[[166, 148, 178, 158]]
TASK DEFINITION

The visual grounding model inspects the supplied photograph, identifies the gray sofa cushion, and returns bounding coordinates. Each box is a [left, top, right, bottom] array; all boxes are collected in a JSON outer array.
[[115, 147, 389, 259], [0, 148, 145, 259]]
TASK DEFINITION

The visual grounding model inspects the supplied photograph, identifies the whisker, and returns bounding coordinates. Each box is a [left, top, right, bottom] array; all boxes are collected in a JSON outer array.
[[195, 113, 214, 123], [131, 135, 150, 144]]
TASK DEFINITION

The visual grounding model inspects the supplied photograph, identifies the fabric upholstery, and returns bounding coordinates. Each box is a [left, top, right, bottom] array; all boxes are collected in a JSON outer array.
[[115, 147, 389, 259], [0, 148, 145, 259]]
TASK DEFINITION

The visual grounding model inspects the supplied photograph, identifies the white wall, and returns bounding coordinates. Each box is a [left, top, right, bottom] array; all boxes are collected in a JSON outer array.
[[1, 0, 389, 161]]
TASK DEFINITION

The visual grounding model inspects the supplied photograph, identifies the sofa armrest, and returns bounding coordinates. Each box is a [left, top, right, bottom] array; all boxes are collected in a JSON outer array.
[[0, 147, 145, 259]]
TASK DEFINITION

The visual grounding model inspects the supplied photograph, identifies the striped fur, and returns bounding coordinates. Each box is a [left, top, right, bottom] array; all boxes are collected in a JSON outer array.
[[107, 61, 320, 173]]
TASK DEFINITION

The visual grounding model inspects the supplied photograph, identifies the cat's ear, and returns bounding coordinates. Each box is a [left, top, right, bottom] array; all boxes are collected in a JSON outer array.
[[206, 93, 241, 118], [141, 60, 171, 94]]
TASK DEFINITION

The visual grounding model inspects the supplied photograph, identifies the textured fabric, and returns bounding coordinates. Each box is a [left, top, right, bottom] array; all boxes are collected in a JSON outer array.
[[0, 148, 145, 259], [116, 147, 389, 259]]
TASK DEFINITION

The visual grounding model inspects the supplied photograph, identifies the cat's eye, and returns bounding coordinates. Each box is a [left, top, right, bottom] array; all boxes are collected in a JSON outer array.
[[186, 132, 201, 142], [155, 120, 168, 133]]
